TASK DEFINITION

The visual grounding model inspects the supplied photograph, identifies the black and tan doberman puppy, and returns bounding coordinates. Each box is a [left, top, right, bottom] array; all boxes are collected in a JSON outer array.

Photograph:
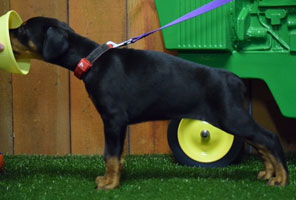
[[10, 17, 289, 189]]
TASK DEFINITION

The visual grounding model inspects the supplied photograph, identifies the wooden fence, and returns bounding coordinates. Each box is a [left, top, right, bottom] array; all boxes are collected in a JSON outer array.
[[0, 0, 295, 155]]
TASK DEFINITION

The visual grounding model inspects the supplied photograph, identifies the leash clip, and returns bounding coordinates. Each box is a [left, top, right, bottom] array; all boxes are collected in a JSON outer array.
[[106, 39, 133, 48]]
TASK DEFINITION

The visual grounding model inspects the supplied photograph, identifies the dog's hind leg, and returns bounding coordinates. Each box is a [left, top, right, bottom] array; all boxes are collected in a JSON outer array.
[[96, 119, 127, 190], [255, 144, 288, 186], [246, 141, 275, 181], [222, 109, 289, 186], [256, 143, 288, 186]]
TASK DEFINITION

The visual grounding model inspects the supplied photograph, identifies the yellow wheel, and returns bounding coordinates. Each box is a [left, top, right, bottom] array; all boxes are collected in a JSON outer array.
[[168, 119, 244, 167]]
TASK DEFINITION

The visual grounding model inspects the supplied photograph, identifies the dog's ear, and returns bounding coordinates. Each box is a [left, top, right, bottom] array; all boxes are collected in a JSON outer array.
[[43, 27, 69, 61]]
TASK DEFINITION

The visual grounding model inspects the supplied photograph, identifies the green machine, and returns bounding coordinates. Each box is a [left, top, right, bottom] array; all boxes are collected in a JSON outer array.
[[155, 0, 296, 167]]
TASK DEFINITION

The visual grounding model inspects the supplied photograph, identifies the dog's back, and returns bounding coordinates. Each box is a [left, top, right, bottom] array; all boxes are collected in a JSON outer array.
[[85, 48, 246, 125]]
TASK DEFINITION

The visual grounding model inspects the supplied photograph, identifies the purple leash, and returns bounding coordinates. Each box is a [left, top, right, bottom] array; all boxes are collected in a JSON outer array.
[[75, 0, 234, 79], [107, 0, 234, 48]]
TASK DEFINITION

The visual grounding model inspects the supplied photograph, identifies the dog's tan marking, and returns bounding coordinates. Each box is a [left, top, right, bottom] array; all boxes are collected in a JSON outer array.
[[247, 141, 275, 181], [264, 150, 289, 186], [247, 141, 288, 186], [96, 157, 124, 190], [9, 33, 41, 60], [257, 149, 275, 180], [28, 40, 38, 51]]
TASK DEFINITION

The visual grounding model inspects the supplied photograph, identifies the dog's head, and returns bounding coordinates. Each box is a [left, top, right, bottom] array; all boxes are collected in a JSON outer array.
[[10, 17, 74, 61]]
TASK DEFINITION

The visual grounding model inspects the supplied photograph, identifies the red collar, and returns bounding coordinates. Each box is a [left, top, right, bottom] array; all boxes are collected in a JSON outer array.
[[74, 58, 93, 79], [74, 43, 113, 79]]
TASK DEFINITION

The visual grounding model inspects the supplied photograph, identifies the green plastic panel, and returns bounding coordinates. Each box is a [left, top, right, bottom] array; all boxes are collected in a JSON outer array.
[[259, 0, 296, 7], [179, 52, 296, 118], [155, 0, 233, 50], [156, 0, 296, 118]]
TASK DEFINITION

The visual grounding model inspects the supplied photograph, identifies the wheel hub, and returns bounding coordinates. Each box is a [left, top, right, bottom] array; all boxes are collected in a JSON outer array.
[[177, 119, 235, 163], [201, 130, 210, 139]]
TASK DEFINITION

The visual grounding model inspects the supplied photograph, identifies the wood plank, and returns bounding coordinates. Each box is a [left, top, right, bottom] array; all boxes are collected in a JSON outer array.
[[69, 0, 127, 155], [0, 1, 13, 154], [11, 0, 70, 155], [128, 0, 171, 154], [252, 79, 296, 152]]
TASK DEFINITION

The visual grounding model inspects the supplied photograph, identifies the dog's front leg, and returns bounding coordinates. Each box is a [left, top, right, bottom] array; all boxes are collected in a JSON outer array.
[[96, 120, 127, 190]]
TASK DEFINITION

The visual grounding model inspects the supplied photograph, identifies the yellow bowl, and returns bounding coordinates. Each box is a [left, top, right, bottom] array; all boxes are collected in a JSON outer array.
[[0, 10, 30, 74]]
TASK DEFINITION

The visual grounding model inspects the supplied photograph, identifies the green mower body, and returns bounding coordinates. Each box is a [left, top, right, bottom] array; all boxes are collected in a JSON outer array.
[[156, 0, 296, 118]]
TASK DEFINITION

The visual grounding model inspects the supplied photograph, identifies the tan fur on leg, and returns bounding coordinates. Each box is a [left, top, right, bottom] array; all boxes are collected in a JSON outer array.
[[247, 141, 275, 181], [247, 141, 288, 186], [257, 149, 275, 180], [265, 151, 289, 186], [96, 157, 123, 190], [253, 144, 289, 186]]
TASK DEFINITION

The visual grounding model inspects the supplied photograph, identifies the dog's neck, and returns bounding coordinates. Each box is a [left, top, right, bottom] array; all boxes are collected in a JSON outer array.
[[48, 33, 99, 72]]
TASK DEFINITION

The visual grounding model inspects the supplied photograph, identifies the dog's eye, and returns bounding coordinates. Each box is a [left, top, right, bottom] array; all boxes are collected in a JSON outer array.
[[16, 26, 30, 47], [18, 26, 26, 35]]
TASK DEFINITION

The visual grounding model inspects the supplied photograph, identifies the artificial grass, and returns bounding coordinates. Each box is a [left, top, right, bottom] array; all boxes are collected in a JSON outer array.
[[0, 154, 295, 200]]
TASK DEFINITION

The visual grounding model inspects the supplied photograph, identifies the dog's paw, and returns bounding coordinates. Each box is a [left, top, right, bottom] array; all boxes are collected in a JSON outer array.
[[267, 176, 289, 187], [96, 175, 120, 190], [257, 170, 274, 180]]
